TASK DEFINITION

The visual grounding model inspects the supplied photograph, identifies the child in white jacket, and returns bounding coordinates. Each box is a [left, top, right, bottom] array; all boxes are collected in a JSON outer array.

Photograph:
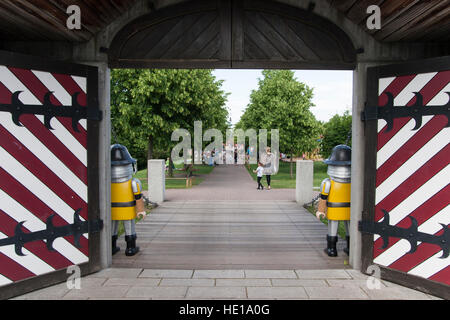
[[254, 162, 265, 190]]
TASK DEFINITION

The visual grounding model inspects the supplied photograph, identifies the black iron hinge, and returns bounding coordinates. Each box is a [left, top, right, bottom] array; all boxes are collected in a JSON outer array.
[[0, 209, 103, 256], [359, 209, 449, 258], [0, 91, 103, 132], [361, 91, 450, 132]]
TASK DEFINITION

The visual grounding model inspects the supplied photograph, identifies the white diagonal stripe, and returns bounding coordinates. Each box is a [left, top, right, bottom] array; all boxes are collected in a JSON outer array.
[[0, 231, 54, 275], [33, 70, 87, 131], [375, 128, 450, 205], [0, 146, 86, 225], [379, 77, 396, 96], [376, 116, 434, 169], [0, 66, 87, 165], [0, 119, 87, 202], [374, 205, 450, 267], [0, 274, 12, 287], [0, 189, 88, 264], [408, 251, 449, 279], [427, 83, 450, 105], [393, 72, 437, 106], [71, 75, 86, 93]]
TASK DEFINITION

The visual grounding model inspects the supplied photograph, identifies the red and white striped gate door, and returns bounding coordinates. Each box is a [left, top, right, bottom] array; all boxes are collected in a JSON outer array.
[[361, 57, 449, 299], [0, 51, 102, 299]]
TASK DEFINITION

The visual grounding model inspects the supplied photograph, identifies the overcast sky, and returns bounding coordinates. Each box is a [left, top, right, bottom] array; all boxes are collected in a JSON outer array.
[[212, 69, 353, 125]]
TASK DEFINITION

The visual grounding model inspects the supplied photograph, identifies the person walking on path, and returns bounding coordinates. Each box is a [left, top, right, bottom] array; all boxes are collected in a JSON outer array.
[[254, 161, 265, 190], [261, 147, 277, 190]]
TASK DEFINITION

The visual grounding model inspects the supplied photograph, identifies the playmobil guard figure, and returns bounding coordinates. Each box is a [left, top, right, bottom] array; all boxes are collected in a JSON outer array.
[[111, 144, 146, 256], [316, 145, 351, 257]]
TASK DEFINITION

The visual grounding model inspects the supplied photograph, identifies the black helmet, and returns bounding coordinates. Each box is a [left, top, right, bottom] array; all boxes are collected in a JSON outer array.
[[111, 144, 137, 166], [324, 145, 351, 166]]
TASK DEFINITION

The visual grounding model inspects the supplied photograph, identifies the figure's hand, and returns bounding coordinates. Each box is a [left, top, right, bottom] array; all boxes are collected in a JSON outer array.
[[137, 211, 146, 220], [316, 211, 326, 220]]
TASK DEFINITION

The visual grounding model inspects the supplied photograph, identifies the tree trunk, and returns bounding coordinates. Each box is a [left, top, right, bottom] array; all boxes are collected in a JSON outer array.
[[147, 135, 154, 161], [290, 153, 293, 179], [168, 155, 174, 178]]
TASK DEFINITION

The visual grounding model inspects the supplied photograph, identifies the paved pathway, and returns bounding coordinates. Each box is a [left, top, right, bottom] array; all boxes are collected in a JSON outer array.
[[112, 200, 348, 269], [164, 165, 296, 201], [12, 268, 439, 300]]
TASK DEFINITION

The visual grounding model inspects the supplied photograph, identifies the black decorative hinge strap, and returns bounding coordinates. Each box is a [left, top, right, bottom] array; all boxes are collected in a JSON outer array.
[[359, 209, 450, 259], [0, 91, 103, 132], [0, 209, 103, 256], [361, 91, 450, 132]]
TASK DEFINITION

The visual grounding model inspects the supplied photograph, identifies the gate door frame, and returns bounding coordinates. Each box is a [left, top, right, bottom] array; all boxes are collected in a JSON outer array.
[[361, 56, 450, 299], [0, 50, 102, 300]]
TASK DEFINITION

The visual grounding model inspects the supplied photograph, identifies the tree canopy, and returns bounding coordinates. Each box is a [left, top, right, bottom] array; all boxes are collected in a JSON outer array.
[[320, 111, 352, 159], [111, 69, 230, 168], [236, 70, 320, 157]]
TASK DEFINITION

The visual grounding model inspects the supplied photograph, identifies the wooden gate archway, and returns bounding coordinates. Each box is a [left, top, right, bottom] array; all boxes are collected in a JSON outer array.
[[108, 0, 356, 70]]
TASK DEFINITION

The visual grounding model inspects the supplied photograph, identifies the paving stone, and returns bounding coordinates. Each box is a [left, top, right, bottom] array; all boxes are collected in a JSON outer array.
[[103, 278, 161, 286], [245, 270, 297, 279], [11, 284, 69, 300], [271, 279, 328, 287], [193, 270, 245, 279], [126, 286, 188, 298], [305, 286, 369, 299], [327, 279, 386, 288], [362, 287, 431, 300], [247, 287, 308, 299], [296, 269, 351, 279], [64, 286, 131, 299], [216, 279, 271, 287], [87, 268, 143, 279], [186, 287, 247, 299], [345, 269, 370, 280], [159, 278, 215, 286], [139, 269, 194, 278]]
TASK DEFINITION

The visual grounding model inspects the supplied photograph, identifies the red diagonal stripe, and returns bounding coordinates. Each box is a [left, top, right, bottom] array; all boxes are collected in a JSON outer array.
[[376, 115, 448, 187], [0, 82, 87, 185], [0, 168, 89, 257], [9, 67, 87, 148], [373, 185, 449, 259], [0, 125, 87, 218], [377, 71, 450, 151], [52, 73, 87, 105], [378, 74, 416, 107], [0, 252, 35, 283], [429, 265, 450, 286], [375, 145, 449, 222], [0, 209, 73, 270]]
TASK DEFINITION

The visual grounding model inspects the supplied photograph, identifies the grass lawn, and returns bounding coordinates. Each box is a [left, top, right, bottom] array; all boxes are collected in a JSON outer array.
[[135, 164, 215, 190], [246, 160, 328, 188]]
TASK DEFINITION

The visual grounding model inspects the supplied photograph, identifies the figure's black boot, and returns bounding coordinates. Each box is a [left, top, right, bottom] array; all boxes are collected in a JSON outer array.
[[343, 236, 350, 255], [125, 234, 140, 256], [325, 235, 338, 257], [112, 235, 120, 255]]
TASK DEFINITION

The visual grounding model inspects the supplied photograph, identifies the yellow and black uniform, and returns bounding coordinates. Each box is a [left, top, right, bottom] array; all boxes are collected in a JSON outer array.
[[111, 178, 143, 221], [319, 178, 351, 221]]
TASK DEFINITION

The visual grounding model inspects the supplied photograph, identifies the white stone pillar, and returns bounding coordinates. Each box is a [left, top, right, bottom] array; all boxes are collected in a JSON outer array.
[[296, 160, 313, 205], [148, 160, 165, 204]]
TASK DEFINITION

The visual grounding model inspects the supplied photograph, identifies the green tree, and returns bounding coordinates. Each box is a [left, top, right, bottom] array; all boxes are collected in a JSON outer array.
[[111, 69, 229, 170], [320, 111, 352, 159], [237, 70, 320, 177]]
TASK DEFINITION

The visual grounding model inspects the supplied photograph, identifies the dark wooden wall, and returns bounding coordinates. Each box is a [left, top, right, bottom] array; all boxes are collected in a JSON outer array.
[[108, 0, 356, 69]]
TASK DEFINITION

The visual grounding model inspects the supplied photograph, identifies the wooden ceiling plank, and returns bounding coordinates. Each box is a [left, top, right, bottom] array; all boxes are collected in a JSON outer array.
[[346, 0, 385, 25], [328, 0, 358, 14], [9, 0, 91, 41], [393, 6, 450, 41], [372, 0, 447, 41], [0, 3, 56, 41], [366, 0, 420, 34], [46, 0, 100, 33]]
